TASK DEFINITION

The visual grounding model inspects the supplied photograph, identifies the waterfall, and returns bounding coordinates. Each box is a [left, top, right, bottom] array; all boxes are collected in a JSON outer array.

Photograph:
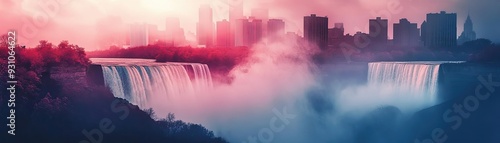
[[367, 61, 462, 103], [93, 58, 213, 108]]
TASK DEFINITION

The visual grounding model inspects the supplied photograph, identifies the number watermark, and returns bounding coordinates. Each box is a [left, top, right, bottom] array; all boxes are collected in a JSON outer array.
[[6, 30, 17, 136]]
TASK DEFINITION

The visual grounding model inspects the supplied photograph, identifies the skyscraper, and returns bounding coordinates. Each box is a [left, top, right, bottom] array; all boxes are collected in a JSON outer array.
[[147, 24, 160, 44], [130, 23, 148, 47], [393, 18, 420, 47], [234, 17, 263, 47], [229, 0, 244, 47], [304, 14, 328, 49], [328, 23, 344, 46], [369, 17, 388, 49], [217, 19, 231, 47], [96, 16, 126, 49], [229, 0, 244, 23], [458, 14, 477, 45], [165, 17, 186, 46], [234, 18, 248, 47], [421, 11, 457, 49], [251, 8, 269, 38], [247, 17, 263, 46], [197, 4, 214, 47], [268, 19, 285, 36]]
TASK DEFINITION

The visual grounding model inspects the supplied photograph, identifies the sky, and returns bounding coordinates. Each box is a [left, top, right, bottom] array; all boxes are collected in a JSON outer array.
[[1, 0, 499, 50]]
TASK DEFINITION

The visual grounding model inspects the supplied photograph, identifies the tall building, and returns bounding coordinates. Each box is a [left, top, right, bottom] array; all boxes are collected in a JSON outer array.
[[354, 31, 370, 45], [148, 24, 161, 44], [251, 8, 269, 37], [247, 17, 263, 46], [421, 11, 457, 49], [96, 16, 126, 49], [229, 0, 244, 23], [130, 23, 149, 47], [268, 19, 285, 36], [393, 18, 420, 47], [369, 17, 388, 49], [229, 0, 244, 47], [328, 23, 344, 46], [458, 14, 477, 45], [165, 17, 186, 46], [234, 17, 263, 47], [197, 4, 214, 47], [217, 19, 231, 47], [304, 14, 328, 49]]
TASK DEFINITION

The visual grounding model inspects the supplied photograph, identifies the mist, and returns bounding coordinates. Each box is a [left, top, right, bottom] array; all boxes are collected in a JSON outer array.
[[139, 35, 434, 143], [2, 0, 500, 51]]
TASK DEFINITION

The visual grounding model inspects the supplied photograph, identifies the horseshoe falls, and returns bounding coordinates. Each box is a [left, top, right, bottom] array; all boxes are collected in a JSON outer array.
[[91, 58, 213, 108], [367, 61, 463, 104]]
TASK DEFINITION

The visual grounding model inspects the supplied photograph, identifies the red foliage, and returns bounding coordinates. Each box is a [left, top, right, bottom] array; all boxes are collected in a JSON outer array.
[[87, 45, 251, 75], [0, 39, 90, 99]]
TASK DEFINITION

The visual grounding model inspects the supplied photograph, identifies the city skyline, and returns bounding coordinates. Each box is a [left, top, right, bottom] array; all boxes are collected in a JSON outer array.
[[129, 9, 477, 50], [1, 0, 499, 50]]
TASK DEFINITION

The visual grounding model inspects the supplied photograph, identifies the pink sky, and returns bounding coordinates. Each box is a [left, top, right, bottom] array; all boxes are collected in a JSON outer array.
[[1, 0, 497, 50]]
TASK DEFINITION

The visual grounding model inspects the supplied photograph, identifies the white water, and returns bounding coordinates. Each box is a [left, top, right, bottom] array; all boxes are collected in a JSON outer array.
[[91, 58, 213, 108], [367, 61, 463, 103]]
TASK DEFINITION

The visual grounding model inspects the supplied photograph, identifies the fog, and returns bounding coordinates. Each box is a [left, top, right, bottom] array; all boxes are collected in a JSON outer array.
[[1, 0, 500, 50], [143, 36, 433, 143]]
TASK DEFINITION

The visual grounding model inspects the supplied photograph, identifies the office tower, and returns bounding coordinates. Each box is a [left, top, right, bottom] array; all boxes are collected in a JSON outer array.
[[229, 0, 244, 22], [234, 17, 263, 47], [165, 17, 186, 46], [251, 8, 269, 37], [96, 16, 126, 49], [268, 19, 285, 36], [304, 14, 328, 49], [147, 24, 161, 44], [369, 17, 388, 49], [328, 23, 344, 46], [229, 0, 244, 47], [234, 18, 248, 47], [393, 18, 420, 47], [247, 17, 263, 46], [354, 32, 370, 48], [458, 14, 477, 45], [217, 19, 231, 47], [197, 4, 214, 47], [130, 23, 149, 47], [421, 11, 457, 49]]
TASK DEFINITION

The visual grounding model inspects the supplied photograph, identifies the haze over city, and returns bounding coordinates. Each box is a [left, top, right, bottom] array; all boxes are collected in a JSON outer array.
[[1, 0, 500, 50], [3, 0, 500, 143]]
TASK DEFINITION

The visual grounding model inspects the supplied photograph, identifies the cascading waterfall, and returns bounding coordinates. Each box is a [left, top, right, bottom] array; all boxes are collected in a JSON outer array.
[[92, 58, 213, 108], [367, 61, 462, 103]]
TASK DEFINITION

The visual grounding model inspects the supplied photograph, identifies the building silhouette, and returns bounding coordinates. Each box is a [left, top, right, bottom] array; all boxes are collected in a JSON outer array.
[[393, 18, 420, 47], [197, 5, 214, 47], [235, 17, 263, 47], [130, 23, 149, 47], [229, 0, 244, 47], [217, 20, 231, 47], [304, 14, 328, 49], [421, 11, 457, 49], [251, 8, 269, 38], [165, 17, 186, 46], [458, 14, 477, 45], [369, 17, 388, 49], [354, 31, 370, 49], [96, 16, 126, 49], [147, 24, 162, 45], [328, 23, 344, 46], [268, 19, 285, 36]]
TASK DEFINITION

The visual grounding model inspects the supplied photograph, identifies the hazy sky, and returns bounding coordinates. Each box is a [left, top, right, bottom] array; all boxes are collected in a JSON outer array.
[[1, 0, 499, 50]]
